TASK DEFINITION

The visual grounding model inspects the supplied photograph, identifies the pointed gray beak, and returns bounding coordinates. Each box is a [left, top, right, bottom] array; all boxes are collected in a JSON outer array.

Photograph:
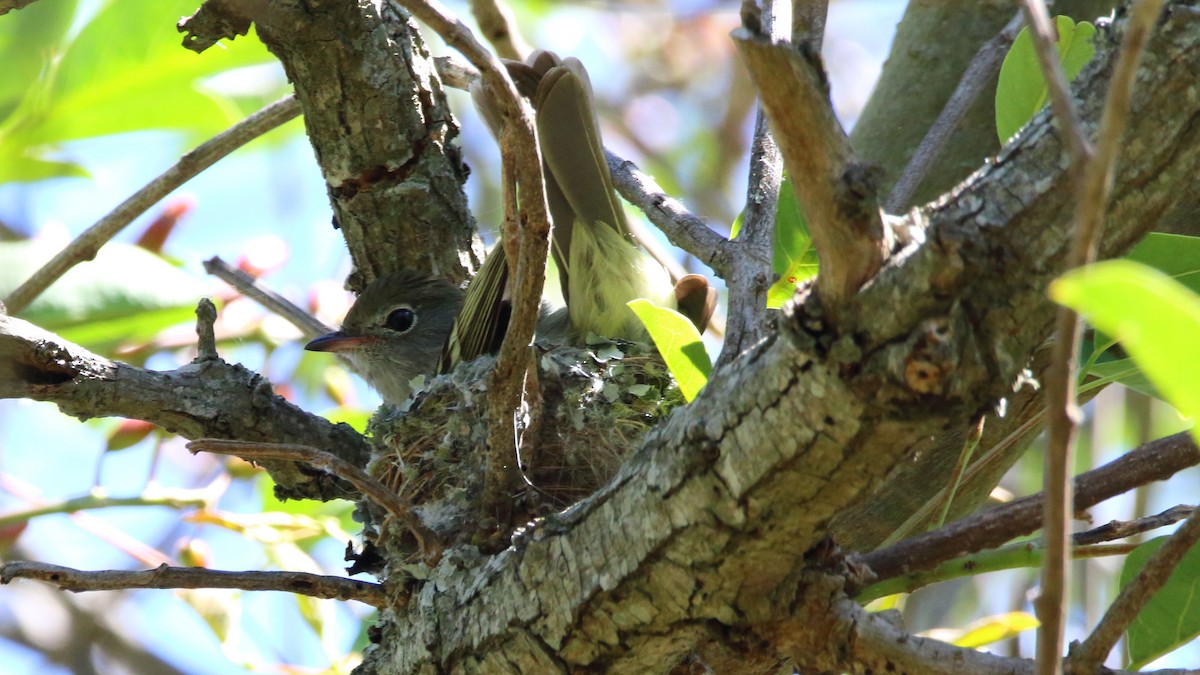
[[304, 331, 375, 353]]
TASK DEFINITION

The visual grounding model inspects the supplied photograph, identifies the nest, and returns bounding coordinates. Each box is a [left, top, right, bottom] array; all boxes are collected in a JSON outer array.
[[365, 339, 685, 562]]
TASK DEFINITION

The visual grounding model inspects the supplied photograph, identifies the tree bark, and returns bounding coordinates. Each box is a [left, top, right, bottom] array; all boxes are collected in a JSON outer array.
[[5, 2, 1200, 673]]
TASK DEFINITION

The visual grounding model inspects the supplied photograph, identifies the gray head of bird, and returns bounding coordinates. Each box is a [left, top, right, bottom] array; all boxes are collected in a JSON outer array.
[[304, 271, 464, 405]]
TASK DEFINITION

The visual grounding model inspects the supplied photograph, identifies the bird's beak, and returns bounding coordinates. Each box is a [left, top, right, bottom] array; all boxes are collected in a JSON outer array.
[[304, 331, 374, 353]]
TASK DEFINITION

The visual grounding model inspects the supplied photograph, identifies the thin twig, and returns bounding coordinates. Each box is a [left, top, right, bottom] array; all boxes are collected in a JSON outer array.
[[886, 11, 1024, 212], [468, 0, 530, 61], [0, 487, 217, 530], [720, 0, 782, 366], [605, 151, 730, 277], [386, 0, 550, 522], [187, 439, 442, 559], [203, 256, 333, 338], [1069, 505, 1200, 673], [791, 0, 829, 49], [1028, 1, 1163, 672], [860, 542, 1139, 604], [0, 561, 389, 607], [1073, 505, 1194, 546], [1018, 1, 1093, 165], [855, 431, 1200, 591], [3, 96, 301, 315], [935, 416, 986, 528]]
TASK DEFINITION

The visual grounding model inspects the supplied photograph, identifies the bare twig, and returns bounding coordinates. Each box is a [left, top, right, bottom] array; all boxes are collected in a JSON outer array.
[[791, 0, 829, 48], [0, 561, 389, 607], [935, 416, 986, 528], [3, 95, 301, 315], [187, 439, 441, 559], [1028, 1, 1164, 671], [860, 542, 1138, 604], [1069, 505, 1200, 673], [0, 486, 217, 530], [855, 431, 1200, 591], [732, 26, 888, 318], [203, 256, 333, 338], [468, 0, 530, 61], [720, 0, 782, 366], [386, 0, 550, 520], [1073, 505, 1195, 546], [434, 55, 480, 91], [1018, 1, 1093, 165], [886, 12, 1024, 212], [0, 313, 372, 501], [605, 151, 730, 277]]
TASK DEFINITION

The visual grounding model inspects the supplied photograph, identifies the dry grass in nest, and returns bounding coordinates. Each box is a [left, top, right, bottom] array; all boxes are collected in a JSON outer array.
[[366, 339, 685, 558]]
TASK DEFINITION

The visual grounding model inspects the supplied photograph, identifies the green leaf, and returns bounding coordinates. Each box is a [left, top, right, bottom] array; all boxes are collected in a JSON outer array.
[[1076, 233, 1200, 400], [0, 240, 208, 354], [730, 174, 819, 308], [1126, 233, 1200, 296], [0, 0, 279, 182], [1120, 536, 1200, 669], [995, 16, 1097, 143], [628, 299, 711, 402], [1050, 260, 1200, 434], [952, 612, 1040, 649], [769, 176, 819, 308]]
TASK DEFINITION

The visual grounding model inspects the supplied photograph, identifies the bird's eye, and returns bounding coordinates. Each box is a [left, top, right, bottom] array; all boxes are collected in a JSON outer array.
[[384, 306, 416, 333]]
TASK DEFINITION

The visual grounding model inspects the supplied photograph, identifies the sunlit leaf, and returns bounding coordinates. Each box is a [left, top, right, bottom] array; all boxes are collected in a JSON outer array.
[[953, 612, 1039, 648], [628, 299, 711, 402], [996, 16, 1097, 143], [1120, 536, 1200, 669], [1051, 260, 1200, 434], [768, 176, 819, 308]]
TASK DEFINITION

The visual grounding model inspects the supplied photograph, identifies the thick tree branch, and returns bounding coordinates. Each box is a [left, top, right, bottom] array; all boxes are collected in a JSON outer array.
[[180, 1, 478, 290], [0, 313, 371, 502]]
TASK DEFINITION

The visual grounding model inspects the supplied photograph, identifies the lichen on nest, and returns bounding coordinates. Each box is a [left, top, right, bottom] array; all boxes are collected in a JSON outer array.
[[365, 338, 685, 558]]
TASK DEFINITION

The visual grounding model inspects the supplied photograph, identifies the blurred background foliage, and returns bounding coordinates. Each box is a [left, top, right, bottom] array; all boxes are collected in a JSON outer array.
[[0, 0, 1196, 673]]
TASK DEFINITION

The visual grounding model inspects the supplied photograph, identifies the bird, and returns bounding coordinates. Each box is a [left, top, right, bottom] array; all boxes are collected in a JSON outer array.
[[307, 52, 717, 405]]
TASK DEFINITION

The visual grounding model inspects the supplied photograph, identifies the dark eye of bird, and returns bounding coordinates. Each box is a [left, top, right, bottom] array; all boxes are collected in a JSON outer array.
[[384, 306, 416, 333]]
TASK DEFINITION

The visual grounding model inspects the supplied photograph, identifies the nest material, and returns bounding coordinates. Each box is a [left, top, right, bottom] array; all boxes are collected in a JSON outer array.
[[367, 339, 684, 558]]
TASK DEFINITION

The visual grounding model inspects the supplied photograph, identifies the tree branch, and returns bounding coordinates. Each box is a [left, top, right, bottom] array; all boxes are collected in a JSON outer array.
[[188, 439, 442, 561], [720, 0, 783, 365], [856, 431, 1200, 590], [0, 313, 371, 502], [1027, 1, 1164, 670], [732, 27, 888, 319], [2, 96, 300, 315], [202, 256, 333, 339], [1069, 505, 1200, 673], [886, 11, 1024, 212], [0, 561, 388, 608], [361, 8, 1200, 667]]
